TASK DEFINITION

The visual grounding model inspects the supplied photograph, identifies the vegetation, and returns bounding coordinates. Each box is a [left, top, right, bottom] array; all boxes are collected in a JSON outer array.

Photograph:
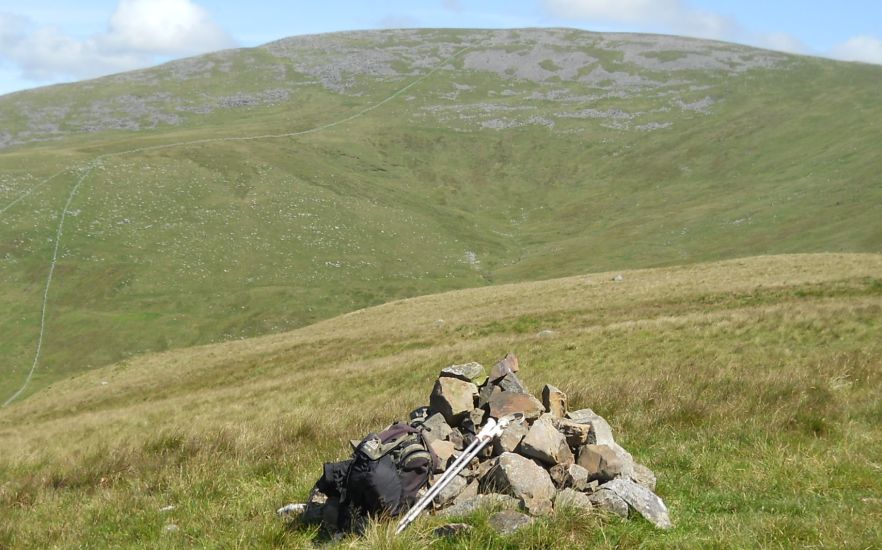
[[1, 254, 881, 547]]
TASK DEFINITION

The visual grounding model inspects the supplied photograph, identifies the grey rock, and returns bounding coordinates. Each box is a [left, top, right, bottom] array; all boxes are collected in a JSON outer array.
[[488, 510, 534, 535], [489, 353, 520, 382], [497, 372, 530, 394], [443, 493, 520, 517], [492, 418, 529, 455], [553, 418, 592, 448], [433, 523, 473, 538], [484, 452, 556, 505], [554, 488, 594, 512], [441, 362, 486, 383], [429, 377, 478, 427], [488, 389, 544, 420], [549, 463, 590, 490], [449, 428, 465, 450], [435, 474, 469, 506], [428, 439, 457, 473], [577, 444, 625, 482], [603, 478, 673, 529], [421, 412, 453, 443], [468, 408, 486, 429], [567, 408, 615, 446], [542, 384, 568, 418], [455, 479, 479, 504], [519, 414, 574, 466], [587, 489, 629, 518], [631, 462, 657, 491]]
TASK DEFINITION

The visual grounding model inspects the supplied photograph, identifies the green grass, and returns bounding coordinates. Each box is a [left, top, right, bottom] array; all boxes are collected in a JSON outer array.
[[0, 253, 881, 547]]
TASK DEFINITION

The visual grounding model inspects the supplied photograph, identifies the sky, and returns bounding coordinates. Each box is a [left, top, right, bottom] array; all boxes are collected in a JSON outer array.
[[1, 0, 881, 96]]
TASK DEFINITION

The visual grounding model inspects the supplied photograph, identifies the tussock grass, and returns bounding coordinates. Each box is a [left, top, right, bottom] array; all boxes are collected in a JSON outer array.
[[1, 253, 881, 547]]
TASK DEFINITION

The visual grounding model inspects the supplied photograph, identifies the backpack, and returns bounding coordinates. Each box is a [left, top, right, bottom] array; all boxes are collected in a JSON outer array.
[[317, 421, 434, 531]]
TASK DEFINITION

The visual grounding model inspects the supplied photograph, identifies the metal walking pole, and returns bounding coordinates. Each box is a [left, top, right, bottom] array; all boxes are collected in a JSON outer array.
[[395, 414, 520, 535]]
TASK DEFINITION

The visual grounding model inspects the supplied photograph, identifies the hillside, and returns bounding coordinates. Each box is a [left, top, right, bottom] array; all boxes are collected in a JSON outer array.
[[1, 28, 881, 401], [0, 253, 880, 547]]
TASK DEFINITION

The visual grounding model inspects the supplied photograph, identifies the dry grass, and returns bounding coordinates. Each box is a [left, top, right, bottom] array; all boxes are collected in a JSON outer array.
[[1, 253, 881, 547]]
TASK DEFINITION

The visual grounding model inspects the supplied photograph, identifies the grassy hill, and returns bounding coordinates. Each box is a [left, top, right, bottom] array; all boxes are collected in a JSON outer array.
[[1, 29, 880, 401], [0, 253, 880, 547]]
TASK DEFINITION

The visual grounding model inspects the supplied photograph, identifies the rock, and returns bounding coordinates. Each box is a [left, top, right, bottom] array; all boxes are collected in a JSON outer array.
[[612, 274, 624, 282], [542, 384, 567, 418], [521, 496, 553, 516], [454, 479, 479, 503], [469, 408, 486, 430], [631, 463, 657, 491], [421, 412, 453, 443], [476, 383, 496, 409], [483, 452, 556, 508], [496, 372, 530, 394], [553, 418, 592, 448], [489, 353, 520, 382], [429, 439, 457, 473], [433, 523, 473, 538], [519, 414, 574, 466], [536, 329, 555, 338], [554, 488, 594, 512], [603, 478, 673, 529], [441, 362, 486, 383], [487, 390, 544, 420], [549, 463, 589, 491], [443, 493, 520, 517], [449, 428, 465, 450], [587, 489, 629, 518], [576, 444, 625, 482], [492, 418, 529, 455], [488, 510, 534, 535], [429, 377, 478, 427], [435, 474, 468, 506], [567, 408, 615, 446]]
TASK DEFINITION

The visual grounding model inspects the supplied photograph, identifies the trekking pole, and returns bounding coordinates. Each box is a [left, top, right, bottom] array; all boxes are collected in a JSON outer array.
[[395, 413, 522, 535]]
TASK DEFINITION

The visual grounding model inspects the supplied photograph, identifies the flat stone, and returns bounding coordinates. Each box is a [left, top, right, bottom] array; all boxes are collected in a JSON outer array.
[[554, 488, 594, 513], [519, 414, 574, 467], [441, 362, 486, 383], [488, 390, 544, 420], [587, 489, 629, 518], [421, 412, 453, 443], [567, 408, 615, 446], [488, 510, 534, 535], [631, 462, 657, 492], [454, 479, 479, 504], [542, 385, 567, 418], [549, 463, 589, 491], [433, 523, 473, 538], [576, 444, 624, 482], [483, 452, 556, 504], [442, 493, 520, 517], [553, 418, 593, 448], [488, 353, 520, 382], [492, 418, 529, 456], [496, 372, 530, 394], [429, 439, 457, 473], [603, 478, 673, 529], [434, 474, 468, 507], [429, 377, 478, 427], [521, 496, 553, 516]]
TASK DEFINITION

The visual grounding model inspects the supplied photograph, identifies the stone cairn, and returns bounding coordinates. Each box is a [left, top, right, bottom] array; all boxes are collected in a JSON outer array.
[[294, 353, 672, 536]]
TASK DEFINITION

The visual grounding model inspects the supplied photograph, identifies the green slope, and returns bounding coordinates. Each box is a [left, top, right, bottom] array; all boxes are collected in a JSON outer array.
[[1, 29, 881, 400], [1, 254, 880, 547]]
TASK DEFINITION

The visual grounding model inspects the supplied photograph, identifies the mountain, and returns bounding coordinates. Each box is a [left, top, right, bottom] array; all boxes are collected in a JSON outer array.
[[1, 28, 880, 401], [1, 253, 880, 546]]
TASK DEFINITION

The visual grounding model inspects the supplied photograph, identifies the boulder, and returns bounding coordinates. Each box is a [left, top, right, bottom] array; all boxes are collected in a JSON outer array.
[[487, 390, 544, 420], [492, 418, 529, 456], [519, 414, 574, 467], [442, 493, 520, 517], [542, 384, 568, 418], [553, 418, 592, 448], [454, 479, 479, 504], [567, 408, 615, 446], [488, 510, 533, 535], [476, 383, 496, 409], [483, 452, 556, 509], [554, 488, 594, 513], [433, 523, 473, 538], [448, 428, 465, 451], [429, 377, 478, 426], [441, 362, 486, 383], [489, 353, 519, 382], [496, 372, 530, 394], [602, 478, 673, 529], [428, 439, 456, 473], [587, 489, 629, 518], [434, 474, 468, 507], [421, 412, 453, 443], [631, 463, 657, 492], [549, 463, 589, 491], [576, 444, 624, 482]]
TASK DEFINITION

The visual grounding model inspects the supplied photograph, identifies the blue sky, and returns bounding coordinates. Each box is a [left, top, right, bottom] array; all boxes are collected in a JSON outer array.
[[1, 0, 880, 95]]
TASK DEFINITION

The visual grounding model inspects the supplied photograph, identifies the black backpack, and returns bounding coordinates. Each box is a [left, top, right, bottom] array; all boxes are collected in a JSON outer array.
[[317, 422, 434, 531]]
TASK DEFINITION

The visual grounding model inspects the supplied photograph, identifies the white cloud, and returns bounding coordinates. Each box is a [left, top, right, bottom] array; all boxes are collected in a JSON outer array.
[[543, 0, 737, 40], [0, 0, 235, 84], [756, 32, 806, 55], [830, 35, 882, 64]]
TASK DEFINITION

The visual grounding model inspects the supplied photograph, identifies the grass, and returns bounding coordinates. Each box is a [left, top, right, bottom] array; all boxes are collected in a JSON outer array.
[[1, 253, 881, 547]]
